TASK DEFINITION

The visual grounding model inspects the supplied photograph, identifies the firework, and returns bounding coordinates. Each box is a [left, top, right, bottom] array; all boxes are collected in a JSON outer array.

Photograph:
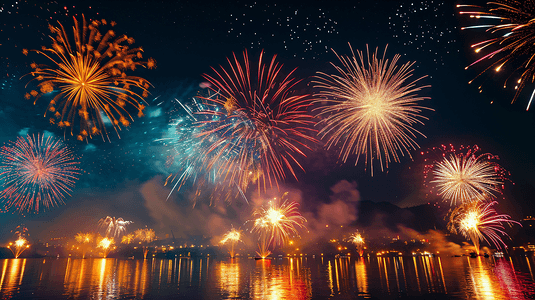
[[97, 236, 115, 258], [220, 227, 242, 258], [99, 216, 132, 238], [349, 232, 365, 256], [134, 228, 156, 259], [448, 201, 520, 255], [75, 232, 93, 244], [199, 50, 317, 191], [458, 2, 535, 110], [25, 15, 154, 141], [11, 224, 29, 238], [158, 96, 252, 205], [423, 144, 509, 205], [7, 237, 30, 258], [75, 232, 93, 258], [134, 228, 156, 243], [121, 233, 135, 244], [0, 134, 81, 213], [251, 192, 306, 258], [314, 45, 431, 175]]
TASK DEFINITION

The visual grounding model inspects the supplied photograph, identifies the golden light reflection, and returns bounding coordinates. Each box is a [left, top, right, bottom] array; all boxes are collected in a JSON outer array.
[[411, 256, 421, 292], [250, 258, 311, 299], [355, 257, 369, 296], [0, 256, 533, 298], [0, 259, 26, 298], [0, 260, 7, 292], [437, 257, 447, 293], [327, 260, 334, 296], [467, 256, 506, 300], [218, 260, 240, 297]]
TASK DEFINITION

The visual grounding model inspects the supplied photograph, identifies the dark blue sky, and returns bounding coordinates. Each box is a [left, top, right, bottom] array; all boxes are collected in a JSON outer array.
[[0, 0, 533, 240]]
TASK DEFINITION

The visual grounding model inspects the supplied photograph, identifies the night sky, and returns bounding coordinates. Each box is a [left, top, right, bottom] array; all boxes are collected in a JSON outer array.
[[0, 0, 533, 243]]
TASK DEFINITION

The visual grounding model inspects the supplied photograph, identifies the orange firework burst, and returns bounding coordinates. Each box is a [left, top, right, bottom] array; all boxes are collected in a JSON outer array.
[[314, 45, 431, 175], [251, 193, 306, 258], [459, 2, 535, 110], [0, 134, 81, 213], [200, 50, 317, 191], [448, 201, 520, 255], [25, 15, 154, 141]]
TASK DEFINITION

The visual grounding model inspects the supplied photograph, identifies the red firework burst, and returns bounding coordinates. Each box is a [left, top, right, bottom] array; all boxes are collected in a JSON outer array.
[[199, 50, 317, 191]]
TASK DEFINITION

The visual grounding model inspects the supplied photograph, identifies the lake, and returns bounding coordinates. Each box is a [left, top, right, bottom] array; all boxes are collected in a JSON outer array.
[[1, 255, 535, 299]]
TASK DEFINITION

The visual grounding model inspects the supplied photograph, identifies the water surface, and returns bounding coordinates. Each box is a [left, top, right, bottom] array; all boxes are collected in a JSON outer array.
[[1, 255, 535, 299]]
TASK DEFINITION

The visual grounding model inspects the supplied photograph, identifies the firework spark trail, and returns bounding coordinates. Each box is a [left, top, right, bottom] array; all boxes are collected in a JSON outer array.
[[448, 201, 520, 254], [200, 50, 318, 191], [24, 15, 155, 141], [250, 192, 306, 258], [423, 144, 509, 205], [314, 45, 431, 175], [458, 1, 535, 110], [0, 134, 80, 213], [99, 216, 132, 238]]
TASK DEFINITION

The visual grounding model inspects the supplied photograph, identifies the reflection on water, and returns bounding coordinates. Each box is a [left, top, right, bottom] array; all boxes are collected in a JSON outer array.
[[249, 258, 311, 299], [0, 255, 535, 299]]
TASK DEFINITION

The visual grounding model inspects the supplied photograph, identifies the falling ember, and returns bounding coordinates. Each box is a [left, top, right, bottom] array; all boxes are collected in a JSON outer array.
[[0, 134, 81, 213], [423, 144, 510, 205], [24, 15, 154, 141], [448, 201, 520, 255], [314, 44, 431, 175]]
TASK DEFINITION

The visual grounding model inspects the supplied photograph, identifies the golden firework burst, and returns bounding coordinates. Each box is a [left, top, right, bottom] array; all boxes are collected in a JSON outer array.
[[314, 45, 431, 175], [25, 15, 154, 141]]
